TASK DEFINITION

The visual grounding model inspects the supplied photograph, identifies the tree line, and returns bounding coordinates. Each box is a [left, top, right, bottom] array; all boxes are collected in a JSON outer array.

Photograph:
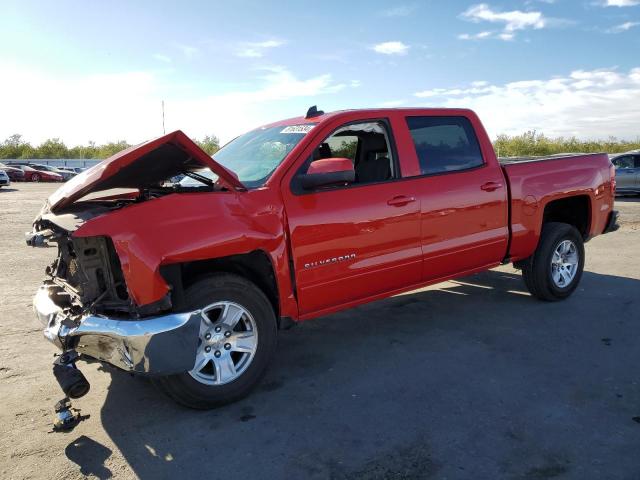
[[0, 134, 220, 159], [0, 131, 638, 160], [493, 131, 640, 157]]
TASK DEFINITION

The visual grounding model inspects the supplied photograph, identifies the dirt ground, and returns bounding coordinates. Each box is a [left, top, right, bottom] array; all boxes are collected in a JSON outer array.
[[1, 183, 639, 480]]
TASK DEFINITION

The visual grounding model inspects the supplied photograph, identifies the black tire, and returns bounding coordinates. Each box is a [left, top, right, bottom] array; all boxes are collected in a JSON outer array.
[[521, 222, 585, 301], [32, 173, 40, 182], [153, 273, 277, 409]]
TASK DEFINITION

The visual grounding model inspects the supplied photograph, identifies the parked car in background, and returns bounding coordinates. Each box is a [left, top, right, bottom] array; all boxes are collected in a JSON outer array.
[[59, 167, 86, 174], [0, 169, 10, 187], [29, 164, 77, 181], [6, 162, 76, 181], [18, 165, 63, 182], [0, 162, 26, 181], [611, 151, 640, 194]]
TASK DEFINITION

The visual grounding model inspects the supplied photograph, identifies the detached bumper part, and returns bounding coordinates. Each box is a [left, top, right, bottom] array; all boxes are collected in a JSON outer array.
[[33, 285, 201, 375], [25, 229, 54, 247], [53, 352, 90, 398]]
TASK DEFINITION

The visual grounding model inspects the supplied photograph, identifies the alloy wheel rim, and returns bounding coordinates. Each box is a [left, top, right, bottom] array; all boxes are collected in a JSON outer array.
[[551, 239, 579, 288], [188, 301, 258, 386]]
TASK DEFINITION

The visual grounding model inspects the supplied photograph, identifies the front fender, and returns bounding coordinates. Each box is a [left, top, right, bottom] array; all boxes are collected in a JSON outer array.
[[74, 189, 295, 316]]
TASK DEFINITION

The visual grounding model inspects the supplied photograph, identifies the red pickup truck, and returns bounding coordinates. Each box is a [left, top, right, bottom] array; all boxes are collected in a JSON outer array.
[[29, 107, 618, 409]]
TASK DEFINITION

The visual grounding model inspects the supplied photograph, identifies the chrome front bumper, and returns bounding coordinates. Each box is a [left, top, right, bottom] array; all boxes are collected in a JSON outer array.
[[33, 285, 201, 375]]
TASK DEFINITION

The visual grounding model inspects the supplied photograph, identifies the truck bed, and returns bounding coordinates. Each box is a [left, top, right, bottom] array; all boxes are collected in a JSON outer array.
[[498, 153, 606, 164], [499, 152, 614, 262]]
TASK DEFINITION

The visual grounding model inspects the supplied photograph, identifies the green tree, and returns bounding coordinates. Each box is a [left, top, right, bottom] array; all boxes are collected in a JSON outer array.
[[196, 135, 220, 155], [36, 138, 69, 159], [97, 141, 131, 158], [331, 139, 358, 159], [493, 131, 640, 157], [0, 134, 33, 159]]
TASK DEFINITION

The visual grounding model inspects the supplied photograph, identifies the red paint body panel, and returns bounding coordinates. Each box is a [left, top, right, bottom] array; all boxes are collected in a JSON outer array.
[[73, 189, 298, 318], [57, 108, 614, 323], [49, 130, 245, 212], [502, 154, 614, 261], [307, 158, 353, 174]]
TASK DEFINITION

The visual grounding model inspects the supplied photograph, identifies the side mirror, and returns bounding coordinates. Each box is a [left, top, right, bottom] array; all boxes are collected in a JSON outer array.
[[300, 158, 355, 190]]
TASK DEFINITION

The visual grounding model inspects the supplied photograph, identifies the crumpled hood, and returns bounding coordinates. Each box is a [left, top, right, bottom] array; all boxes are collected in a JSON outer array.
[[47, 130, 245, 213]]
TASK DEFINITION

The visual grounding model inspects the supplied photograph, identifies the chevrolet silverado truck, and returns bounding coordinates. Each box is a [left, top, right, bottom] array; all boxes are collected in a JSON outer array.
[[28, 107, 619, 409]]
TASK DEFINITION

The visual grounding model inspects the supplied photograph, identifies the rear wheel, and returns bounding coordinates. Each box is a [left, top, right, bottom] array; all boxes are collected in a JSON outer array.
[[154, 273, 277, 409], [521, 222, 585, 301], [31, 173, 40, 182]]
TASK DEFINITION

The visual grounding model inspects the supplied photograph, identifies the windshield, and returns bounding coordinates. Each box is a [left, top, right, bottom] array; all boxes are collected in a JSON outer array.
[[182, 124, 315, 189]]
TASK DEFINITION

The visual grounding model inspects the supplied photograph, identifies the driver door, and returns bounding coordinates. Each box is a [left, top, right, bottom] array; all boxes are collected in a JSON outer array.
[[282, 119, 422, 317]]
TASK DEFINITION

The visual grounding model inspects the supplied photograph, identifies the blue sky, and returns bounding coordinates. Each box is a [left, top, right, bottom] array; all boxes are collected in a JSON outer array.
[[1, 0, 639, 144]]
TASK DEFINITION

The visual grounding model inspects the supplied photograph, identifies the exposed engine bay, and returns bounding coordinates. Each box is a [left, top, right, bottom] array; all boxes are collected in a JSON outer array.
[[31, 201, 134, 317], [30, 193, 184, 318], [47, 234, 130, 314]]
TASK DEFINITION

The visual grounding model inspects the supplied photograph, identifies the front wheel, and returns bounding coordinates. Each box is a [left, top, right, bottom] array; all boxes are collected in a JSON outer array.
[[521, 222, 585, 301], [153, 273, 277, 409]]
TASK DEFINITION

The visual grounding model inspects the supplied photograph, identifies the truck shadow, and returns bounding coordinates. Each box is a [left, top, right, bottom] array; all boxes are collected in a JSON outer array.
[[97, 269, 640, 479]]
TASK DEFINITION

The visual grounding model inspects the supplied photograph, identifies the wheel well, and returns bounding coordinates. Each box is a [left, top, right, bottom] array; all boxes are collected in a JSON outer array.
[[542, 195, 591, 238], [161, 250, 280, 319]]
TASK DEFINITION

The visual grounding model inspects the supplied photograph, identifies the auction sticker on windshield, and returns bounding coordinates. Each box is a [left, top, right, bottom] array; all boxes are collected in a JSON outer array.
[[281, 125, 315, 134]]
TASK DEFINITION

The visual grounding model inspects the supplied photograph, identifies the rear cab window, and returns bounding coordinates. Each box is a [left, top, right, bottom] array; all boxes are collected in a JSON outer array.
[[405, 116, 484, 175]]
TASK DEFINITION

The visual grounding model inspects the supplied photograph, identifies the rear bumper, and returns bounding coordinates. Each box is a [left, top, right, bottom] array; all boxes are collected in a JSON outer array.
[[33, 285, 200, 375], [603, 210, 619, 234]]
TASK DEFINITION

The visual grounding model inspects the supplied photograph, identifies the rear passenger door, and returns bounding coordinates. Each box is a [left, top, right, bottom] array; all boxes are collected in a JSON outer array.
[[403, 115, 509, 281]]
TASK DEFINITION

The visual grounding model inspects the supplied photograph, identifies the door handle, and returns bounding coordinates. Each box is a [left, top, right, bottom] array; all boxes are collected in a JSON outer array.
[[480, 182, 503, 192], [387, 195, 416, 207]]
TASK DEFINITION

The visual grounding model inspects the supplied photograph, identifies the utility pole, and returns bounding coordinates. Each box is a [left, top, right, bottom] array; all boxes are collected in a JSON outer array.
[[162, 100, 166, 135]]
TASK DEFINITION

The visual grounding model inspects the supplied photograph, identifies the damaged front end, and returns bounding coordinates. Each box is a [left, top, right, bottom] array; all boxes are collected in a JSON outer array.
[[26, 130, 242, 407], [30, 207, 201, 376]]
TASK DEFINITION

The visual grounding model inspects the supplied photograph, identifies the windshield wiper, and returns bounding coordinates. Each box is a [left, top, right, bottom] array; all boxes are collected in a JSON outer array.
[[182, 170, 215, 187]]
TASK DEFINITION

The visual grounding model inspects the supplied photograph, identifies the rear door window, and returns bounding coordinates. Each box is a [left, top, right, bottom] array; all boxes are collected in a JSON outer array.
[[614, 156, 634, 169], [405, 116, 484, 175]]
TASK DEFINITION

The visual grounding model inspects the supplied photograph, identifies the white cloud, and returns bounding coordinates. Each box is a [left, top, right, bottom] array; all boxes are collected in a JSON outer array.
[[602, 0, 640, 6], [462, 3, 546, 31], [236, 40, 285, 58], [0, 64, 350, 145], [459, 3, 554, 40], [174, 43, 199, 59], [458, 30, 495, 40], [606, 21, 640, 32], [372, 41, 410, 55], [413, 67, 640, 139], [152, 53, 172, 63]]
